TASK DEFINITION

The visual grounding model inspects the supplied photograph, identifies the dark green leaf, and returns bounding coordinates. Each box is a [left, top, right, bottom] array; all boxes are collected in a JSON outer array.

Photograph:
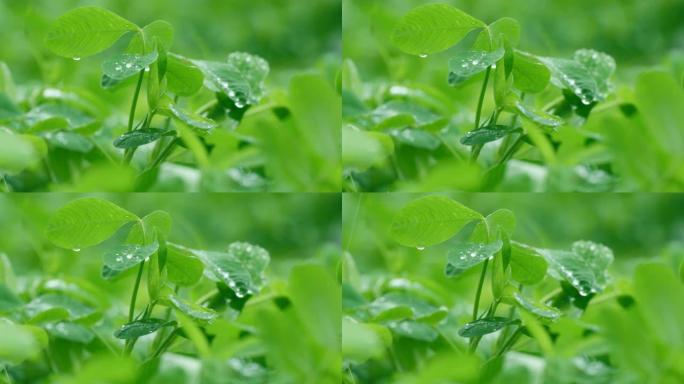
[[113, 318, 174, 339], [0, 283, 22, 311], [458, 317, 518, 337], [113, 128, 172, 149], [42, 131, 94, 153], [387, 320, 438, 342], [45, 321, 94, 343], [389, 128, 441, 150], [460, 125, 519, 146]]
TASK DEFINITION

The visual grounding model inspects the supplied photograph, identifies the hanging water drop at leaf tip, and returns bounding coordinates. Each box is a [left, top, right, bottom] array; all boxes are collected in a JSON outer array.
[[72, 56, 81, 61]]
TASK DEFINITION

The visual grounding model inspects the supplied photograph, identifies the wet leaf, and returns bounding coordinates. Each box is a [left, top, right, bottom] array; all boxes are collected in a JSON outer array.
[[193, 52, 269, 108], [458, 316, 518, 337], [169, 294, 218, 322], [45, 321, 94, 343], [113, 318, 175, 339], [102, 51, 158, 80], [387, 319, 438, 342], [515, 101, 563, 128], [113, 128, 172, 149], [448, 49, 504, 86], [102, 242, 159, 271], [513, 292, 560, 321], [169, 103, 218, 134], [445, 241, 503, 277], [539, 241, 613, 296], [460, 124, 519, 146], [389, 128, 441, 150]]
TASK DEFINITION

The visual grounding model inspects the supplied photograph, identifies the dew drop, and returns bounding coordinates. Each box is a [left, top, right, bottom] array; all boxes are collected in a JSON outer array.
[[419, 53, 428, 58], [126, 254, 133, 260], [73, 248, 81, 252], [416, 246, 425, 251], [144, 66, 150, 72], [72, 56, 81, 61], [125, 63, 133, 69], [114, 65, 122, 71], [472, 59, 480, 65]]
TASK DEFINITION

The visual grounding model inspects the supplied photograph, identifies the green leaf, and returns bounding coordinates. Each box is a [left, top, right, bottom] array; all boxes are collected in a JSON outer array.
[[342, 126, 393, 171], [128, 20, 174, 53], [166, 54, 204, 96], [479, 17, 521, 49], [191, 242, 270, 297], [0, 93, 21, 119], [127, 210, 172, 244], [0, 322, 42, 363], [0, 132, 45, 173], [513, 292, 560, 321], [0, 283, 22, 312], [342, 317, 387, 362], [635, 71, 684, 156], [24, 294, 95, 321], [510, 242, 548, 285], [460, 124, 519, 146], [390, 196, 483, 248], [512, 51, 551, 93], [193, 52, 269, 107], [539, 241, 613, 296], [46, 198, 138, 249], [102, 51, 158, 80], [458, 317, 518, 337], [25, 104, 96, 132], [113, 128, 172, 149], [168, 294, 217, 322], [389, 128, 441, 150], [168, 103, 218, 135], [392, 4, 485, 55], [387, 319, 438, 342], [366, 292, 447, 323], [166, 244, 205, 286], [42, 131, 94, 153], [45, 321, 94, 343], [113, 318, 174, 339], [45, 6, 139, 58], [369, 100, 445, 131], [540, 49, 615, 105], [448, 49, 504, 86], [515, 101, 563, 128], [445, 241, 503, 277], [102, 242, 159, 271], [633, 263, 684, 346]]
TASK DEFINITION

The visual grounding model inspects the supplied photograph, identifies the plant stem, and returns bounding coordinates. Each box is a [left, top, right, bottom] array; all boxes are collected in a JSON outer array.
[[151, 328, 179, 359], [127, 71, 145, 134], [128, 261, 146, 322], [495, 327, 523, 357], [145, 137, 179, 171], [469, 66, 492, 163], [496, 134, 527, 166], [472, 259, 490, 321]]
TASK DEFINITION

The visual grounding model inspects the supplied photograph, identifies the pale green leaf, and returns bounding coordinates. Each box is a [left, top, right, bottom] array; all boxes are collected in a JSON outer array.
[[513, 51, 551, 93], [166, 54, 204, 96], [102, 51, 158, 80], [448, 49, 503, 86], [445, 241, 503, 277]]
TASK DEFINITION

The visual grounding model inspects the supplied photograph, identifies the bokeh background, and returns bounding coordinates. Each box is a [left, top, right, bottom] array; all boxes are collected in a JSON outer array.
[[1, 0, 341, 87], [344, 193, 684, 275], [344, 0, 684, 81]]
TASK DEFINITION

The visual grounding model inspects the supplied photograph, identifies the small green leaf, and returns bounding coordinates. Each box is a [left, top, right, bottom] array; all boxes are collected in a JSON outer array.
[[166, 54, 204, 96], [369, 100, 445, 131], [392, 4, 485, 55], [366, 292, 447, 323], [390, 196, 483, 248], [458, 317, 518, 337], [513, 292, 560, 321], [169, 103, 218, 134], [193, 52, 269, 107], [168, 294, 217, 322], [44, 321, 94, 343], [389, 128, 441, 150], [540, 49, 615, 105], [42, 131, 94, 153], [0, 283, 22, 312], [113, 318, 174, 339], [512, 51, 551, 93], [127, 210, 172, 244], [0, 132, 45, 173], [102, 52, 158, 80], [477, 17, 521, 49], [128, 20, 174, 53], [445, 241, 503, 277], [515, 101, 563, 128], [539, 241, 613, 296], [460, 124, 519, 146], [46, 198, 138, 249], [24, 294, 95, 321], [166, 244, 205, 286], [448, 49, 504, 86], [0, 322, 42, 363], [113, 128, 172, 149], [510, 242, 548, 285], [102, 243, 159, 272], [195, 242, 270, 297], [45, 6, 139, 58], [387, 320, 438, 342]]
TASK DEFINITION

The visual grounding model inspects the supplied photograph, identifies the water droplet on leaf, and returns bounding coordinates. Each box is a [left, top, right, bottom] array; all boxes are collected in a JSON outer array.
[[72, 56, 81, 61], [419, 54, 428, 58]]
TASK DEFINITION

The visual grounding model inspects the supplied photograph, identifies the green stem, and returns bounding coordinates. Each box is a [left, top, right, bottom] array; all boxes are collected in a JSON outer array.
[[127, 71, 145, 133], [495, 327, 522, 357], [472, 259, 490, 321], [496, 134, 527, 166], [151, 328, 179, 359], [469, 66, 492, 163], [128, 261, 146, 322], [145, 137, 179, 171]]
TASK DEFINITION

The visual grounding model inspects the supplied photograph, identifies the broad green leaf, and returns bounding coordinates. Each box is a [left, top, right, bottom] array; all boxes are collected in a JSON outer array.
[[458, 317, 518, 337], [102, 242, 159, 271], [46, 198, 139, 249], [166, 244, 204, 286], [366, 292, 447, 323], [128, 20, 174, 53], [113, 318, 174, 339], [24, 294, 95, 321], [102, 51, 158, 80], [0, 322, 41, 363], [25, 104, 96, 132], [389, 128, 440, 150], [448, 49, 504, 86], [540, 49, 615, 105], [387, 319, 438, 342], [390, 196, 483, 248], [45, 6, 139, 58], [45, 321, 94, 343], [342, 317, 387, 362], [515, 101, 563, 128], [633, 263, 684, 347], [193, 52, 269, 107], [392, 4, 485, 55], [635, 71, 684, 156], [513, 51, 551, 93], [127, 210, 172, 244], [445, 241, 503, 277], [342, 126, 393, 171], [474, 17, 521, 50], [0, 131, 45, 173], [166, 54, 204, 96], [42, 131, 94, 153], [169, 103, 218, 135], [169, 294, 217, 322], [510, 242, 548, 284], [190, 242, 270, 297], [513, 292, 560, 321], [539, 241, 613, 296], [0, 283, 22, 311], [113, 128, 172, 149], [370, 100, 445, 131], [460, 124, 519, 146]]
